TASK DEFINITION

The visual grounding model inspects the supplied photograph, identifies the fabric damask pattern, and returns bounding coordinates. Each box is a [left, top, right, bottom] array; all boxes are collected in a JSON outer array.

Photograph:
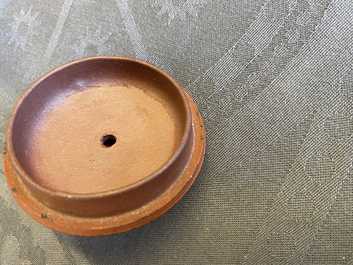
[[152, 0, 207, 24], [1, 0, 353, 264]]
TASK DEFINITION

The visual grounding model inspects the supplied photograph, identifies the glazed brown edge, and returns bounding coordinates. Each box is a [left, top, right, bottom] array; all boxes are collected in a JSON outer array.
[[6, 57, 192, 211], [7, 56, 192, 197]]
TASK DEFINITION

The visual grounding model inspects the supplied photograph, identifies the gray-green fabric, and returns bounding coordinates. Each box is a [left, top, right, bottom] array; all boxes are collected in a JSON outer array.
[[1, 0, 353, 264]]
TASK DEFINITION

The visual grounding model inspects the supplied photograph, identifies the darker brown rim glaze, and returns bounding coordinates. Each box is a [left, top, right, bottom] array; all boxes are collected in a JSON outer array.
[[6, 56, 192, 217]]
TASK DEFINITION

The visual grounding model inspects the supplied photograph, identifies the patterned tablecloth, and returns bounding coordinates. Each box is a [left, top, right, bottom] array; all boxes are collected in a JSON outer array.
[[1, 0, 353, 264]]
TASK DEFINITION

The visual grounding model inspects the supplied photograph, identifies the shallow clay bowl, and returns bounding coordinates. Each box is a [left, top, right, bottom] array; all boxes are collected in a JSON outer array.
[[4, 57, 205, 236]]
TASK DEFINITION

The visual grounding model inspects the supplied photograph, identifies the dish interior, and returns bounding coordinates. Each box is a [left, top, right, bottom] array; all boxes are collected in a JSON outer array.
[[11, 59, 187, 194]]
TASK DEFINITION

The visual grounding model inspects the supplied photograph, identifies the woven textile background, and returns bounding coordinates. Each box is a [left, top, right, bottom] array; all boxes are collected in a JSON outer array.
[[1, 0, 353, 264]]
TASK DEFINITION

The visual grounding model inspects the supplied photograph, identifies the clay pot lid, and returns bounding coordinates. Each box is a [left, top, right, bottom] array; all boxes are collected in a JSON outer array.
[[4, 57, 205, 236]]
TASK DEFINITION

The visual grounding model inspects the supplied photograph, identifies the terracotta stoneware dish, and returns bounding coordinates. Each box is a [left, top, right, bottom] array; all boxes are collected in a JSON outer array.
[[3, 57, 205, 236]]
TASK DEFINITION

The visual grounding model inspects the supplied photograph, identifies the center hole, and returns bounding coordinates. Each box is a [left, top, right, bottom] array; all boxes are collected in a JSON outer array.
[[101, 134, 117, 147]]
